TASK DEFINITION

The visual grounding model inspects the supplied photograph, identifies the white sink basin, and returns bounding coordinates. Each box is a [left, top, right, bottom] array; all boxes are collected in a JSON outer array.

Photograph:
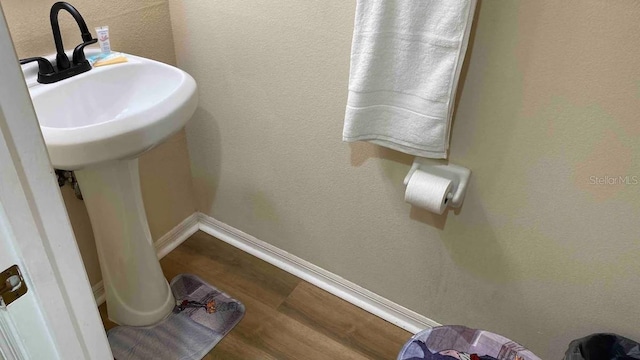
[[21, 51, 198, 326], [25, 52, 197, 170]]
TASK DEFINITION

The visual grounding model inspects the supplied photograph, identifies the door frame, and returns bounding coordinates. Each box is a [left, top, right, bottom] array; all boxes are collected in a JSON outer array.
[[0, 4, 112, 359]]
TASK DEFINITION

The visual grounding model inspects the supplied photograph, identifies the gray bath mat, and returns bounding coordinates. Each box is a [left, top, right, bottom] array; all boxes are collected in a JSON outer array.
[[107, 274, 245, 360]]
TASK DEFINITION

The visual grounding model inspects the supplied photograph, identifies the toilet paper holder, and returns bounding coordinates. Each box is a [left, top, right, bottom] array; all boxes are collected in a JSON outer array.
[[403, 161, 471, 208]]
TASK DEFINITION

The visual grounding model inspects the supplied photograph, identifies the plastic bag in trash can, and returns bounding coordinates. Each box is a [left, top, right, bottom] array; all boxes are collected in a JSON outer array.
[[397, 325, 540, 360], [563, 333, 640, 360]]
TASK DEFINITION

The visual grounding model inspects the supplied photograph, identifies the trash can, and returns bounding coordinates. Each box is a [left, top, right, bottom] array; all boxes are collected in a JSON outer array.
[[398, 325, 541, 360], [563, 333, 640, 360]]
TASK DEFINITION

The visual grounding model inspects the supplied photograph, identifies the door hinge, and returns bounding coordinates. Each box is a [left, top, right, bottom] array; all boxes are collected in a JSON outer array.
[[0, 265, 27, 307]]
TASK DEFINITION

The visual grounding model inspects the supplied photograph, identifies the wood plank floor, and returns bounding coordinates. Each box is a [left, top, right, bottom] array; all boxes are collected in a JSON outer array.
[[99, 231, 411, 359]]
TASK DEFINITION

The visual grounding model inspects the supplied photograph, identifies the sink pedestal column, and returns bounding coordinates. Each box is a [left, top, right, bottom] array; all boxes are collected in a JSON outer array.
[[75, 158, 174, 326]]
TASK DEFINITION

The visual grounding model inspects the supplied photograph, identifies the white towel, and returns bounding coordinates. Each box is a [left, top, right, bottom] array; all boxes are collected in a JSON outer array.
[[343, 0, 477, 159]]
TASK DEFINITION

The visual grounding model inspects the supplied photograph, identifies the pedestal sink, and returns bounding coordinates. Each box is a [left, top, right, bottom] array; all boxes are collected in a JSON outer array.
[[22, 51, 198, 326]]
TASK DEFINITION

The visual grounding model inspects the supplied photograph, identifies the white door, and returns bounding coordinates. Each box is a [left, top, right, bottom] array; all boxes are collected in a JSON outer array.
[[0, 4, 112, 360]]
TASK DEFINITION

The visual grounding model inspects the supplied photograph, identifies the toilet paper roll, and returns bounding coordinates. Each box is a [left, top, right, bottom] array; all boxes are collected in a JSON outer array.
[[404, 170, 453, 215]]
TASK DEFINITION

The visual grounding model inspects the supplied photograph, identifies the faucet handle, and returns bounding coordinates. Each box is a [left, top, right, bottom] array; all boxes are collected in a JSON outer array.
[[19, 57, 55, 75], [72, 38, 98, 65]]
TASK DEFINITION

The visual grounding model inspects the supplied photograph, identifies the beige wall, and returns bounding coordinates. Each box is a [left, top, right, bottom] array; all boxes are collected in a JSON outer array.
[[170, 0, 640, 358], [2, 0, 195, 286]]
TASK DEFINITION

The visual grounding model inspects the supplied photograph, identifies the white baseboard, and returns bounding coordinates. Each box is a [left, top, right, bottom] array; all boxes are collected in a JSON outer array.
[[92, 282, 105, 306], [197, 213, 440, 334], [92, 211, 439, 333], [154, 213, 200, 259], [92, 213, 200, 306]]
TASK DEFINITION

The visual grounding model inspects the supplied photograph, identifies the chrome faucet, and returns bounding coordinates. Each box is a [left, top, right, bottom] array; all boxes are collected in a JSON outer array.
[[19, 2, 97, 84]]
